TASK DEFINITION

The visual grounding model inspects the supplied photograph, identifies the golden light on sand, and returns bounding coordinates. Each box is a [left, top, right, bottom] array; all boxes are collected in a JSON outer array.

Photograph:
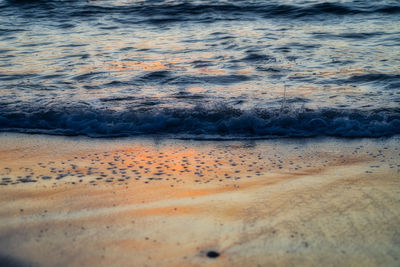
[[1, 133, 399, 266]]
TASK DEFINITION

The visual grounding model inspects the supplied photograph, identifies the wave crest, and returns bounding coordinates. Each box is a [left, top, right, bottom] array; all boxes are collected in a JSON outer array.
[[0, 104, 399, 139], [4, 1, 400, 24]]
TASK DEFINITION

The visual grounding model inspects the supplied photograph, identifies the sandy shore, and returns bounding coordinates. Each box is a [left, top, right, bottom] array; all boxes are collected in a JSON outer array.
[[0, 133, 399, 266]]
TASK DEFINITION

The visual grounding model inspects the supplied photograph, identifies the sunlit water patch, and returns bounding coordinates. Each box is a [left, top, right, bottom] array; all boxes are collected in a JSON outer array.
[[0, 0, 399, 138]]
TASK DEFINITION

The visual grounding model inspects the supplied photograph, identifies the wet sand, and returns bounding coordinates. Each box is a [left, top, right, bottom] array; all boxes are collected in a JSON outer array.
[[0, 133, 399, 266]]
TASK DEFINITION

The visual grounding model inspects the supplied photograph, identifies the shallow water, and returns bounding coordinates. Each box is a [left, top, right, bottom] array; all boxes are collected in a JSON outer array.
[[0, 133, 399, 186], [0, 0, 399, 138]]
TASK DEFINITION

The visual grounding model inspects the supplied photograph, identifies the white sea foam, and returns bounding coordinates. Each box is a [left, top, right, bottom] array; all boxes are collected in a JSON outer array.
[[0, 105, 399, 139]]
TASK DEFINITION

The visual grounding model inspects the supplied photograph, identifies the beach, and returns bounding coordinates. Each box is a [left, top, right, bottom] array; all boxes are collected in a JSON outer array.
[[0, 133, 399, 266], [1, 0, 400, 266]]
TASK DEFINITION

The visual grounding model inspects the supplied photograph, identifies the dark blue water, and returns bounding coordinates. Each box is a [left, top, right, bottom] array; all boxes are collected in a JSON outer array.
[[0, 0, 399, 138]]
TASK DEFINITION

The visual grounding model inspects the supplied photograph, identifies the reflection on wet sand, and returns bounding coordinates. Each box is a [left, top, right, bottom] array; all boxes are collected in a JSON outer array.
[[0, 134, 399, 266]]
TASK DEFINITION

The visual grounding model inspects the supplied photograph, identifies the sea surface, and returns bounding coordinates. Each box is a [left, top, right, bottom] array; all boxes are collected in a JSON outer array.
[[0, 0, 399, 139]]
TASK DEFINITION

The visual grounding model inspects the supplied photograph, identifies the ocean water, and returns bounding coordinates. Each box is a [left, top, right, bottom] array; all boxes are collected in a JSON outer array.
[[0, 0, 399, 138]]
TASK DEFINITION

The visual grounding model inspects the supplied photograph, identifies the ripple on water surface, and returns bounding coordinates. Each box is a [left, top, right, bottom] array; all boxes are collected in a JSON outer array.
[[0, 0, 399, 138]]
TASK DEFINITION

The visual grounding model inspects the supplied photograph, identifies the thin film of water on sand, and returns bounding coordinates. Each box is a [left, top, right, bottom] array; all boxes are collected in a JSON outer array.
[[0, 134, 399, 266]]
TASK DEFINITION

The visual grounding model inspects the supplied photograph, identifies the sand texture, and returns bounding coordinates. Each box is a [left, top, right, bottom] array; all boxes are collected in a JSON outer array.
[[0, 133, 399, 267]]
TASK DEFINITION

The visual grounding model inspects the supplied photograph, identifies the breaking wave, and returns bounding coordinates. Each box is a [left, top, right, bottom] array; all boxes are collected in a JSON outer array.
[[0, 104, 399, 139]]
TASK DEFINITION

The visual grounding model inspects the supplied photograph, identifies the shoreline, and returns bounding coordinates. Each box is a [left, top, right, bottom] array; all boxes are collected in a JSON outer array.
[[0, 133, 399, 266]]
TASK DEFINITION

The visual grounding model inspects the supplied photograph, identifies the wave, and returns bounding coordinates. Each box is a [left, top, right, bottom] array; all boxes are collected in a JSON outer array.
[[0, 104, 399, 139], [3, 1, 400, 24]]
